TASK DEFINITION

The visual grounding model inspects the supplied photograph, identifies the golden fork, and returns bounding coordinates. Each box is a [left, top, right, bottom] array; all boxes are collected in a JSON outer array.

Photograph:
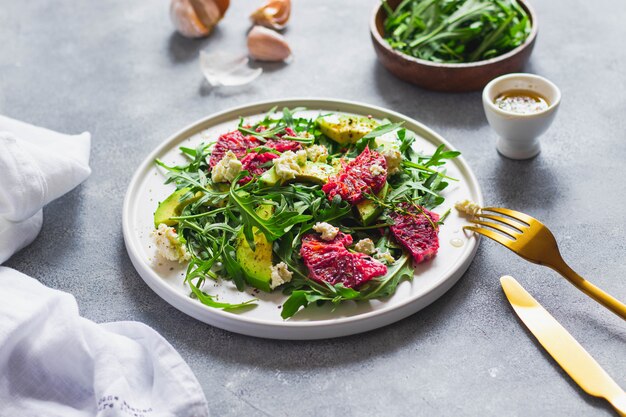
[[464, 207, 626, 320]]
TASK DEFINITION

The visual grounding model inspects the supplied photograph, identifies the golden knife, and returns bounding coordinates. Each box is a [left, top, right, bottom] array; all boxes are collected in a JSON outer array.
[[500, 275, 626, 416]]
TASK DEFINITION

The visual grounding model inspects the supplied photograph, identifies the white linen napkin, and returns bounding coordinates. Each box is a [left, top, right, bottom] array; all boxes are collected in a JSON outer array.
[[0, 267, 210, 417], [0, 114, 92, 263], [0, 117, 210, 416]]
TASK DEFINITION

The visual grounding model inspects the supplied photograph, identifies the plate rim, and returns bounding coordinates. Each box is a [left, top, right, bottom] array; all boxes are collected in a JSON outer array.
[[122, 97, 483, 339]]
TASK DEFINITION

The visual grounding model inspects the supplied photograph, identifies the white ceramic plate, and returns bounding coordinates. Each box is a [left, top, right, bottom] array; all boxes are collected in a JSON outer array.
[[122, 99, 483, 340]]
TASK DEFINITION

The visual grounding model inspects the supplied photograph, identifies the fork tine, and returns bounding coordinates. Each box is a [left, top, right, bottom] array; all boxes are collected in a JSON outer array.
[[470, 220, 520, 238], [481, 207, 535, 225], [463, 226, 516, 248], [474, 213, 527, 232]]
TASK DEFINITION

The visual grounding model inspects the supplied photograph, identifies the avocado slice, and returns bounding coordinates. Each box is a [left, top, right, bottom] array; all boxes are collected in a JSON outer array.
[[356, 182, 389, 226], [317, 115, 378, 145], [236, 204, 274, 292], [154, 188, 200, 228], [300, 162, 336, 183], [259, 167, 280, 187], [153, 183, 230, 228], [259, 162, 335, 187]]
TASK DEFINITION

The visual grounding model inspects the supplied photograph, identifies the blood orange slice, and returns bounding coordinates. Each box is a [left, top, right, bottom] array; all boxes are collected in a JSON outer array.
[[209, 130, 260, 167], [300, 232, 387, 288], [322, 147, 387, 204], [266, 127, 302, 152], [389, 204, 440, 264]]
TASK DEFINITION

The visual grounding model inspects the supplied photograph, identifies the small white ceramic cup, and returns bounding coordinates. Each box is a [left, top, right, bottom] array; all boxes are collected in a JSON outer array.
[[482, 73, 561, 159]]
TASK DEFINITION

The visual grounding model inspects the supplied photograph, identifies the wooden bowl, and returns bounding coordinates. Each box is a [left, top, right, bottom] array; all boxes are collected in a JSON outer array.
[[370, 0, 538, 92]]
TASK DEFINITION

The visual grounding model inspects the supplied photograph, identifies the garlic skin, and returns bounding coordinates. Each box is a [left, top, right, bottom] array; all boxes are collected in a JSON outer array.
[[250, 0, 291, 30], [247, 25, 292, 62], [199, 51, 262, 87], [170, 0, 229, 38]]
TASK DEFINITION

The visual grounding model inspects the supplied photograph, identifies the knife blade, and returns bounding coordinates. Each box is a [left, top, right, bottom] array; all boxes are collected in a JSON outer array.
[[500, 275, 626, 416]]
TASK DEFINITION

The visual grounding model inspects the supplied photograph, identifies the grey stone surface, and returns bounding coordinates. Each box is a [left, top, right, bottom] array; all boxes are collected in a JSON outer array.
[[1, 0, 625, 416]]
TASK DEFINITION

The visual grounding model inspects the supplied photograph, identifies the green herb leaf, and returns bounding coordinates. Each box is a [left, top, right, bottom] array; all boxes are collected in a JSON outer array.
[[188, 279, 257, 311], [221, 244, 246, 291], [281, 290, 311, 319], [230, 178, 313, 243], [360, 254, 414, 299], [361, 121, 405, 139]]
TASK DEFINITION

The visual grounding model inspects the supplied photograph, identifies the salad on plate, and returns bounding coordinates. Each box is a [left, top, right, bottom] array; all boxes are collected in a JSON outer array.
[[152, 107, 460, 319]]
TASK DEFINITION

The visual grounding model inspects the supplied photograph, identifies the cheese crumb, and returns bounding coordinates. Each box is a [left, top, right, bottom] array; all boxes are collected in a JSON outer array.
[[374, 131, 400, 149], [369, 163, 385, 176], [211, 151, 242, 183], [305, 144, 329, 163], [273, 150, 303, 180], [375, 131, 403, 175], [295, 149, 307, 166], [152, 223, 191, 262], [375, 251, 396, 265], [331, 158, 344, 171], [312, 222, 339, 241], [354, 238, 376, 255], [381, 148, 402, 175], [270, 262, 293, 289], [455, 199, 481, 216]]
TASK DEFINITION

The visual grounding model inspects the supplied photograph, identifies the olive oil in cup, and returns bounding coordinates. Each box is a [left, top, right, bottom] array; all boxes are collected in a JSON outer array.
[[494, 90, 550, 115], [482, 73, 561, 159]]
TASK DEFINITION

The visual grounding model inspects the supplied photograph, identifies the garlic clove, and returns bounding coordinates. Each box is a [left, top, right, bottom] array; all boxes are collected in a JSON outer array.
[[247, 25, 292, 62], [200, 51, 263, 87], [250, 0, 291, 31], [170, 0, 229, 38]]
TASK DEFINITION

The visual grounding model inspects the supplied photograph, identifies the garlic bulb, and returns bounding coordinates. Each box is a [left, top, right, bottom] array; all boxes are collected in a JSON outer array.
[[247, 25, 292, 62], [250, 0, 291, 30], [170, 0, 229, 38]]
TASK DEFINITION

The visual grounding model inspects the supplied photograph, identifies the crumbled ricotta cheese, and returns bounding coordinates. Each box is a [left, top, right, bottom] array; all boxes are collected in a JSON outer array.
[[305, 144, 329, 163], [152, 223, 191, 262], [375, 251, 396, 265], [270, 262, 293, 289], [374, 131, 403, 175], [312, 222, 339, 241], [354, 238, 376, 255], [375, 131, 401, 149], [273, 150, 303, 180], [295, 149, 307, 166], [455, 199, 481, 216], [369, 163, 385, 176], [381, 148, 402, 175], [331, 158, 344, 171], [211, 150, 242, 183]]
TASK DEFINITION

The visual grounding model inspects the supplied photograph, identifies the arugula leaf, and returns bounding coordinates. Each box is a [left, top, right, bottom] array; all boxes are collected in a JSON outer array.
[[402, 160, 458, 181], [281, 290, 310, 319], [282, 107, 294, 127], [188, 279, 257, 311], [355, 121, 405, 151], [155, 143, 212, 173], [360, 254, 414, 299], [221, 244, 246, 291], [333, 284, 361, 300], [280, 286, 350, 319], [280, 136, 315, 144], [362, 121, 405, 139], [423, 144, 461, 167], [230, 179, 312, 244]]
